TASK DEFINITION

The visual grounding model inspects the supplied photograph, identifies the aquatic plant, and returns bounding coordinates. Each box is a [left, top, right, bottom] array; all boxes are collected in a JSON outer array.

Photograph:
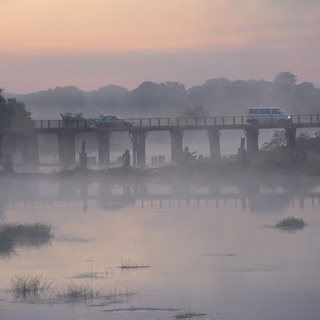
[[0, 222, 53, 257], [11, 274, 50, 298], [175, 306, 206, 319], [74, 265, 113, 280], [118, 257, 149, 269], [276, 216, 306, 230], [61, 282, 97, 300]]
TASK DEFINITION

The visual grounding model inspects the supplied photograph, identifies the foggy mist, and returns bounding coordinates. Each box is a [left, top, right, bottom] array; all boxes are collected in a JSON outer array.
[[1, 0, 320, 318]]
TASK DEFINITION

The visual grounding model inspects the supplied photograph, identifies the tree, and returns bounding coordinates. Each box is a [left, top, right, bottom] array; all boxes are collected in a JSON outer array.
[[274, 72, 297, 87], [91, 85, 129, 110], [261, 130, 287, 151], [297, 132, 320, 153], [60, 112, 85, 127], [128, 81, 188, 115], [0, 89, 33, 129], [181, 104, 209, 117]]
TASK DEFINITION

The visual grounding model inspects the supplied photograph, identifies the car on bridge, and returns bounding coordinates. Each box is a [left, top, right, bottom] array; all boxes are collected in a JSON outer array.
[[95, 116, 135, 127], [247, 107, 292, 124]]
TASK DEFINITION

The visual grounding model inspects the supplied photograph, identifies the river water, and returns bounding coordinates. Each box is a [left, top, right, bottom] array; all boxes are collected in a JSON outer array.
[[0, 172, 319, 320]]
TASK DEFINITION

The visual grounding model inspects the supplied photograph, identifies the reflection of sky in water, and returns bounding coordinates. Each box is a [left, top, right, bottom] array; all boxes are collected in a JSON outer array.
[[0, 176, 320, 320]]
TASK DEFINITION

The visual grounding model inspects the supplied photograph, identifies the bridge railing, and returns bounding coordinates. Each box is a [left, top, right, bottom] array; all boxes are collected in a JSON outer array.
[[33, 119, 96, 129], [130, 116, 248, 126], [32, 117, 249, 129], [2, 114, 320, 131], [292, 114, 320, 124], [126, 115, 320, 126]]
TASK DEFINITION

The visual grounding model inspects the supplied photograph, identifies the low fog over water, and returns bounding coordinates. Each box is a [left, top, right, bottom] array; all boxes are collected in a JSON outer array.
[[1, 73, 320, 319], [0, 170, 320, 320], [7, 126, 318, 171], [2, 0, 320, 317]]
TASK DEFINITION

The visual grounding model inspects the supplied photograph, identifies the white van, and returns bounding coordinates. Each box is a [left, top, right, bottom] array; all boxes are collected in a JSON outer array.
[[247, 107, 292, 124]]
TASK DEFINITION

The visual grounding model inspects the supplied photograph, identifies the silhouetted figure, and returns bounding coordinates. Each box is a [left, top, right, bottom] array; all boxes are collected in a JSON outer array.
[[122, 149, 131, 167], [183, 146, 196, 161], [3, 154, 14, 173]]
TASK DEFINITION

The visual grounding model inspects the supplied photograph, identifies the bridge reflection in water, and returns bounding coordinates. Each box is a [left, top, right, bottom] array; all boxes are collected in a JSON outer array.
[[0, 175, 319, 215]]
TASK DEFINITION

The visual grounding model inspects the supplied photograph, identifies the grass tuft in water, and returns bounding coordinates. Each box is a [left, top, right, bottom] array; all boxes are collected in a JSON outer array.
[[11, 274, 50, 299], [175, 306, 206, 319], [0, 222, 52, 239], [118, 257, 150, 269], [62, 282, 98, 300], [0, 222, 53, 257], [276, 216, 306, 230]]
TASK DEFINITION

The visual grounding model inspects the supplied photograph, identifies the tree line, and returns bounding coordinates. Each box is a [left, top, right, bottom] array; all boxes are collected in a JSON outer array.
[[0, 89, 33, 129], [3, 71, 320, 120], [1, 76, 320, 164]]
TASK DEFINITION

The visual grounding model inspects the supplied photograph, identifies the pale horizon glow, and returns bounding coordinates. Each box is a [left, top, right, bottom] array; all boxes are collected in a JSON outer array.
[[1, 0, 320, 93]]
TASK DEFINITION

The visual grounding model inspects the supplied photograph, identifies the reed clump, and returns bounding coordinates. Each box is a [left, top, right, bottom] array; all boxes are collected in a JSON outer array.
[[11, 274, 50, 298], [0, 222, 53, 256], [175, 307, 206, 319], [61, 282, 97, 300], [118, 257, 149, 269]]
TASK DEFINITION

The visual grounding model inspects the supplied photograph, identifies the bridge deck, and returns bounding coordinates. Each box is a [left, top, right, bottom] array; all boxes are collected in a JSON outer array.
[[1, 114, 320, 133]]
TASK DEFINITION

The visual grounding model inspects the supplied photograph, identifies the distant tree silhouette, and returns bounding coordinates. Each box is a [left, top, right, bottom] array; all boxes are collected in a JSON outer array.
[[13, 86, 87, 118], [274, 72, 297, 86], [128, 81, 188, 115], [0, 89, 33, 129], [90, 85, 129, 112], [181, 104, 209, 117], [3, 71, 320, 118]]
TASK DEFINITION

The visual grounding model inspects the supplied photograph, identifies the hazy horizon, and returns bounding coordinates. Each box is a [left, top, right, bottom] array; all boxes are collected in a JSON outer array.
[[4, 70, 320, 97]]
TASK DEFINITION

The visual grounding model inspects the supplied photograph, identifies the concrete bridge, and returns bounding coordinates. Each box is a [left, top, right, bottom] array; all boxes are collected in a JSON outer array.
[[1, 114, 320, 167]]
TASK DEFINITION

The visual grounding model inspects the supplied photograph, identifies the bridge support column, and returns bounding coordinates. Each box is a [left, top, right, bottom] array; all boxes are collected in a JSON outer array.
[[285, 128, 296, 149], [96, 131, 111, 167], [245, 128, 259, 160], [207, 129, 221, 161], [170, 130, 183, 163], [129, 131, 147, 167], [0, 133, 2, 165], [57, 132, 76, 166], [21, 133, 39, 165]]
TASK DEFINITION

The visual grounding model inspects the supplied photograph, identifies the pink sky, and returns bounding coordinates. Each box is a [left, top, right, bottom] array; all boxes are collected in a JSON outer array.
[[1, 0, 319, 93]]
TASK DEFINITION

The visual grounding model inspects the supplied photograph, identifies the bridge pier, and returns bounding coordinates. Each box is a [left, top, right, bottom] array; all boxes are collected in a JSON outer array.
[[207, 129, 221, 161], [21, 133, 39, 165], [129, 131, 147, 167], [285, 128, 296, 148], [0, 133, 2, 165], [245, 128, 259, 160], [57, 132, 76, 166], [170, 130, 183, 163], [96, 131, 111, 167]]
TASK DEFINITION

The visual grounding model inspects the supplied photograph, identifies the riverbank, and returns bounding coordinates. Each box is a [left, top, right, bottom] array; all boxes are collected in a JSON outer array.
[[1, 159, 320, 187]]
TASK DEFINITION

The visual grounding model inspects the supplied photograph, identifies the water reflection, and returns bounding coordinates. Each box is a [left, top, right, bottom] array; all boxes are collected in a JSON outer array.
[[1, 172, 320, 320], [0, 173, 319, 214]]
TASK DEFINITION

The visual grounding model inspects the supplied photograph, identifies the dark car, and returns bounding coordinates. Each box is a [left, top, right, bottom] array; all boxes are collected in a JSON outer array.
[[95, 116, 135, 127]]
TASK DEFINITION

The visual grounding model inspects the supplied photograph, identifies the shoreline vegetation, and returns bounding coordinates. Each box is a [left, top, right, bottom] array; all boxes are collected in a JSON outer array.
[[1, 157, 320, 179]]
